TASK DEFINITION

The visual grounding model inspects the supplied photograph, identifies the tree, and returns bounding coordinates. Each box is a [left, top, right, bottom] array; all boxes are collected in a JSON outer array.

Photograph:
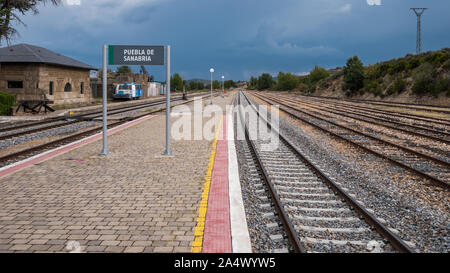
[[189, 81, 198, 90], [171, 73, 183, 92], [343, 56, 365, 95], [249, 76, 258, 89], [309, 66, 329, 84], [116, 66, 132, 74], [212, 80, 220, 90], [224, 80, 236, 89], [0, 0, 61, 45], [277, 72, 299, 91], [257, 73, 274, 90]]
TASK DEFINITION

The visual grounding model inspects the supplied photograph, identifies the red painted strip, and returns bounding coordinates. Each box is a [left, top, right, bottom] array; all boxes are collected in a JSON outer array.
[[0, 115, 155, 178], [202, 117, 232, 253]]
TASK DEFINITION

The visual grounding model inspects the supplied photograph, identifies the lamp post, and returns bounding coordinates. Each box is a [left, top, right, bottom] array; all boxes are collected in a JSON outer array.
[[209, 68, 214, 104], [221, 75, 225, 98]]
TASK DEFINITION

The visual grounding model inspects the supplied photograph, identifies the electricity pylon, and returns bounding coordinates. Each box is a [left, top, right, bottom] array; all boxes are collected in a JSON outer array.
[[411, 8, 428, 54]]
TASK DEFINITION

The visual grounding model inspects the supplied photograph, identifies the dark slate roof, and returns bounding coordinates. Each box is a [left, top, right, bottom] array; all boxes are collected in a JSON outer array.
[[0, 43, 97, 70]]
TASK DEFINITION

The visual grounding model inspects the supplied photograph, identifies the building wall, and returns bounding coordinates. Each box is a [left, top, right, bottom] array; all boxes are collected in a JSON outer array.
[[0, 63, 40, 101], [0, 63, 92, 105], [40, 64, 92, 105]]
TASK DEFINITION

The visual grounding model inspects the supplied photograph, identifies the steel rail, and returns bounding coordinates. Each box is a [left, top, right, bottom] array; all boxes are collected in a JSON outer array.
[[0, 92, 205, 133], [251, 92, 449, 189], [0, 99, 174, 141], [255, 93, 449, 168], [302, 94, 450, 115], [266, 94, 450, 145], [0, 94, 215, 167], [240, 91, 414, 253], [0, 92, 213, 141], [300, 95, 450, 126], [237, 92, 306, 253]]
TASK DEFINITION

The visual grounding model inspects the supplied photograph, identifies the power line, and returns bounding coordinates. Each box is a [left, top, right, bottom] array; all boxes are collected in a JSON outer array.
[[410, 8, 428, 54]]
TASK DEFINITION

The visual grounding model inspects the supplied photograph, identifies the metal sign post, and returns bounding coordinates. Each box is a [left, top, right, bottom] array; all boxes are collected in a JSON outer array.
[[99, 44, 109, 156], [163, 45, 171, 156], [101, 44, 169, 156]]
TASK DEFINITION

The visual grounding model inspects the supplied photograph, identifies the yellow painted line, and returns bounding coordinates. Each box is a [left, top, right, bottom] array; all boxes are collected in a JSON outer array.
[[191, 115, 223, 253]]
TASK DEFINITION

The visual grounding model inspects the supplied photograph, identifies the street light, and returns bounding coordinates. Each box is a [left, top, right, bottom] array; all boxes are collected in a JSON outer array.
[[221, 75, 225, 98], [209, 68, 214, 104]]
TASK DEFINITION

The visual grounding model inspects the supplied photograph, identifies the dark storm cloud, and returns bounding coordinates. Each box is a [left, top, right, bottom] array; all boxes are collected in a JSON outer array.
[[11, 0, 450, 80]]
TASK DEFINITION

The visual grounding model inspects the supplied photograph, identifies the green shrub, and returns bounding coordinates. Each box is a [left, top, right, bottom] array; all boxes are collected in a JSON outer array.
[[442, 60, 450, 70], [435, 78, 450, 94], [277, 72, 299, 91], [431, 51, 450, 65], [406, 57, 422, 70], [364, 66, 377, 80], [364, 79, 382, 96], [393, 77, 406, 94], [386, 86, 395, 96], [413, 63, 435, 82], [0, 91, 15, 115], [307, 84, 316, 94], [412, 78, 434, 96], [389, 60, 407, 75], [309, 66, 330, 84], [375, 63, 389, 78]]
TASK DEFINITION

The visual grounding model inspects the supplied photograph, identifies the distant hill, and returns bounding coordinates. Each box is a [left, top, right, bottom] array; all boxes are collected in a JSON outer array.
[[307, 48, 450, 106]]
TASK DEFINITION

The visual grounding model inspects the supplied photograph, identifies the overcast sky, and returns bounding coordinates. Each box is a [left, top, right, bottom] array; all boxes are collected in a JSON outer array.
[[9, 0, 450, 81]]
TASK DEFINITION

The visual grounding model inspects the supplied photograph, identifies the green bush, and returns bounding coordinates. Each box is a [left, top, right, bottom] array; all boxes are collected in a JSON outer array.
[[0, 91, 15, 115], [375, 63, 389, 78], [388, 60, 407, 75], [277, 72, 299, 91], [406, 57, 422, 70], [431, 51, 450, 65], [393, 77, 406, 94], [413, 63, 435, 82], [364, 79, 382, 96], [435, 78, 450, 94], [307, 84, 316, 94], [443, 60, 450, 70], [309, 66, 330, 84], [412, 78, 434, 96]]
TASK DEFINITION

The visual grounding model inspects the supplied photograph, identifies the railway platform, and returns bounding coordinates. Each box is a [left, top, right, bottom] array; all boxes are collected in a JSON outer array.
[[0, 91, 251, 253]]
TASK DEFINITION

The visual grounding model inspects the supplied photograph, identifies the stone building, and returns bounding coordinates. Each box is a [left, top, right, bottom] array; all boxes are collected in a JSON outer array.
[[0, 44, 97, 105]]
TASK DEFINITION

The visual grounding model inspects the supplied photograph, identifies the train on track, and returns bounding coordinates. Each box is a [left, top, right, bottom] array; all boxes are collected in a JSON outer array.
[[113, 83, 143, 100]]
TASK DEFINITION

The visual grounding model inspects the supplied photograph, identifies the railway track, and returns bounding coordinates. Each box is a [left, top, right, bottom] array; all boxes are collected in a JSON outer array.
[[236, 91, 414, 253], [251, 92, 450, 188], [0, 93, 215, 168], [260, 93, 450, 164], [304, 94, 450, 115], [299, 95, 450, 128], [274, 95, 450, 145], [0, 94, 196, 141]]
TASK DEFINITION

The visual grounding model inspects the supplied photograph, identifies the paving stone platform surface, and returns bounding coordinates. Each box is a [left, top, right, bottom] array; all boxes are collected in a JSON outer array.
[[0, 92, 235, 253]]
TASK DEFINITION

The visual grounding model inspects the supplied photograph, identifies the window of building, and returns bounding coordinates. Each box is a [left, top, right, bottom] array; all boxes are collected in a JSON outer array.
[[64, 83, 72, 92], [80, 82, 84, 94], [7, 81, 23, 88], [49, 82, 54, 95]]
